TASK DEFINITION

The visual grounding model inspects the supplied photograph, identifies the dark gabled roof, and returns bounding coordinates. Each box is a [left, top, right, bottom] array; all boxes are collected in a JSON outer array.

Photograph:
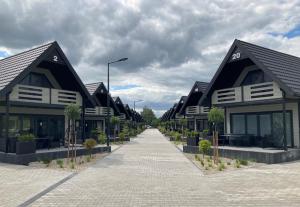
[[179, 81, 208, 114], [0, 41, 95, 107], [0, 42, 53, 91], [85, 82, 120, 114], [113, 96, 130, 119], [170, 96, 187, 119], [199, 39, 300, 105]]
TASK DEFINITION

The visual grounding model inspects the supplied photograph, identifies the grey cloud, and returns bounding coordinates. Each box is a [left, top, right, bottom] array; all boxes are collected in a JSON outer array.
[[1, 0, 300, 115]]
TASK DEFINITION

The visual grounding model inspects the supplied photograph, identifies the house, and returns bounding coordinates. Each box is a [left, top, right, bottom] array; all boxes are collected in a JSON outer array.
[[169, 96, 187, 130], [179, 81, 209, 132], [113, 97, 130, 122], [0, 41, 94, 153], [118, 104, 143, 128], [200, 39, 300, 150], [84, 82, 120, 138]]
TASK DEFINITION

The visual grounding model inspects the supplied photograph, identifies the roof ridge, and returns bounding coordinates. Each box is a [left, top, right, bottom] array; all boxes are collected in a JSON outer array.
[[236, 39, 300, 60], [85, 81, 103, 86], [195, 81, 209, 84], [0, 41, 55, 63]]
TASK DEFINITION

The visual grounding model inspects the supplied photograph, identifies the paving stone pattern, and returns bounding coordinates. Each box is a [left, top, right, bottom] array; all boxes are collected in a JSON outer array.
[[24, 129, 300, 206], [0, 164, 72, 207]]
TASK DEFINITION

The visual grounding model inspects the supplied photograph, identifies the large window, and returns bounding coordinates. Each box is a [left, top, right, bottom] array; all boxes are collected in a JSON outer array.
[[196, 119, 208, 132], [231, 111, 293, 147], [20, 72, 53, 88], [241, 70, 272, 86], [231, 115, 245, 134], [246, 115, 258, 136]]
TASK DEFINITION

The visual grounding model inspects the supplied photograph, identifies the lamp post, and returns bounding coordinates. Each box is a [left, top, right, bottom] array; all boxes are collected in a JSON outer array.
[[106, 58, 128, 146], [133, 99, 143, 128], [133, 99, 143, 111]]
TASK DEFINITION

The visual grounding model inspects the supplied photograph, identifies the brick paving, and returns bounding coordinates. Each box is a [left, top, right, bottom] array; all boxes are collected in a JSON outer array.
[[0, 163, 72, 207], [27, 129, 300, 206]]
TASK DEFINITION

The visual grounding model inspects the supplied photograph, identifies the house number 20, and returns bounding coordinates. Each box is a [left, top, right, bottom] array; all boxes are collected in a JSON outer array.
[[53, 55, 58, 62], [232, 52, 240, 60]]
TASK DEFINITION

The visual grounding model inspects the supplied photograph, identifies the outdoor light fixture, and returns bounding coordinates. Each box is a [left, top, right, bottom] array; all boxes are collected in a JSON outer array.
[[106, 57, 128, 147], [133, 99, 143, 111]]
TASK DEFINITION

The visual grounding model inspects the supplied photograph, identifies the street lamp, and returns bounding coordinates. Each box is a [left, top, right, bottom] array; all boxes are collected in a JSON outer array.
[[106, 58, 128, 146], [133, 99, 143, 128], [133, 99, 143, 111]]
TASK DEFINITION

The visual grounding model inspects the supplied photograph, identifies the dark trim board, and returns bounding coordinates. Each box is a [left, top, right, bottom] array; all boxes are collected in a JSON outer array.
[[183, 145, 300, 164], [0, 145, 111, 165]]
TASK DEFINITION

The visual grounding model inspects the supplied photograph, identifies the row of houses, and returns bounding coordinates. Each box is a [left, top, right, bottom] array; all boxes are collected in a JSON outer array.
[[161, 39, 300, 155], [0, 41, 143, 154]]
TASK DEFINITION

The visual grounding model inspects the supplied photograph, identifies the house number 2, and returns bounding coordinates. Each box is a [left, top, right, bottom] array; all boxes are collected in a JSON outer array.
[[232, 52, 241, 60], [53, 55, 58, 62]]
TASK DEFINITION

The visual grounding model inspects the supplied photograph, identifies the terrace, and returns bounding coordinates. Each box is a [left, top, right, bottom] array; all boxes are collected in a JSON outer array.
[[212, 81, 282, 105], [10, 84, 82, 106]]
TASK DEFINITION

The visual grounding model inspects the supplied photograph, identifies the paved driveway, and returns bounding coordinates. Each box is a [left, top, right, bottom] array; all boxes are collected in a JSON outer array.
[[31, 129, 300, 207], [0, 163, 72, 207]]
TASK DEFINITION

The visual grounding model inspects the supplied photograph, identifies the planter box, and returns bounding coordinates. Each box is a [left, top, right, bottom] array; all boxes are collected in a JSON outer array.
[[16, 141, 36, 155], [8, 137, 17, 153], [187, 137, 199, 146], [0, 138, 6, 152]]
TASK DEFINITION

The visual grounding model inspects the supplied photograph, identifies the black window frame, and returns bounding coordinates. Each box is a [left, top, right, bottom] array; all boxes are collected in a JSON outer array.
[[230, 110, 294, 147]]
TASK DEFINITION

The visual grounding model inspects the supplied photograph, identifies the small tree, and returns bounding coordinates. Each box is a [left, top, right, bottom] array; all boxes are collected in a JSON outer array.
[[199, 140, 211, 159], [179, 118, 187, 135], [170, 120, 175, 131], [98, 130, 106, 144], [208, 107, 224, 164], [122, 123, 130, 138], [110, 116, 120, 139], [83, 138, 97, 158], [64, 104, 81, 163], [119, 132, 125, 143]]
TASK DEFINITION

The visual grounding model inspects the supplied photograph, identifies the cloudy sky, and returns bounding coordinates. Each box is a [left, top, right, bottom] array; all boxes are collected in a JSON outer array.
[[1, 0, 300, 116]]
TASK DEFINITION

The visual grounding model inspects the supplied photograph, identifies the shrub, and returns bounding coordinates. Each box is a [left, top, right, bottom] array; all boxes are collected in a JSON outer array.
[[83, 138, 97, 157], [208, 162, 213, 168], [86, 156, 91, 162], [91, 129, 99, 138], [205, 166, 209, 170], [18, 133, 35, 142], [122, 124, 130, 137], [201, 129, 209, 139], [200, 159, 204, 166], [70, 163, 75, 169], [175, 132, 181, 142], [199, 140, 211, 158], [218, 164, 223, 171], [119, 132, 125, 143], [42, 157, 52, 166], [239, 159, 248, 166], [227, 161, 231, 165], [235, 160, 241, 168], [98, 130, 106, 144], [56, 159, 64, 168]]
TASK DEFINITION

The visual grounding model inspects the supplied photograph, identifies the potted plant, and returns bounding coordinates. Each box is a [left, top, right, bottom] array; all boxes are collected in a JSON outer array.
[[16, 133, 36, 154], [187, 131, 200, 146]]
